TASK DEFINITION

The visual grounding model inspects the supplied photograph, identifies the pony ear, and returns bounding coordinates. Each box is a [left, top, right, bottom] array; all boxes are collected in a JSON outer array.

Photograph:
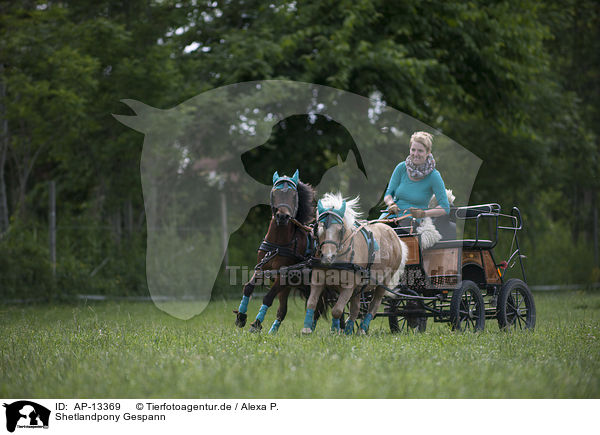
[[272, 171, 279, 184], [334, 200, 346, 218], [292, 169, 299, 184], [340, 200, 346, 217], [317, 199, 326, 215]]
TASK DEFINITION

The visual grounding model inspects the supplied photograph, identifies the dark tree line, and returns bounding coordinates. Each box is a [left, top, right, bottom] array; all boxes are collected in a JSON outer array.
[[0, 0, 598, 298]]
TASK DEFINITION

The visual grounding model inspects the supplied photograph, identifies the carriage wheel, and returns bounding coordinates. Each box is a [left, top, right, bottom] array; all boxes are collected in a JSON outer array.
[[387, 289, 427, 333], [450, 280, 485, 331], [496, 279, 536, 330]]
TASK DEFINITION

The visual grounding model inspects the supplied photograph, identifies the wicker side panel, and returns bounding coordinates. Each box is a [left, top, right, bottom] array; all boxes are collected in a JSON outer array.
[[423, 248, 459, 277], [402, 236, 420, 265]]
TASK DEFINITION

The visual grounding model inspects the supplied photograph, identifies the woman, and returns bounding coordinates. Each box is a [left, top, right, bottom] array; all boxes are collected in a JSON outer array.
[[380, 131, 449, 223]]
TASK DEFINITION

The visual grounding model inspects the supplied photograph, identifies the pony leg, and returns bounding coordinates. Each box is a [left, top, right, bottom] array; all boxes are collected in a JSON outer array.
[[235, 272, 259, 327], [331, 284, 354, 335], [249, 277, 282, 333], [331, 317, 341, 333], [269, 287, 290, 334], [360, 285, 386, 334], [302, 270, 325, 334], [344, 293, 361, 335], [331, 295, 343, 333], [275, 287, 290, 322], [313, 289, 323, 331], [306, 286, 322, 331]]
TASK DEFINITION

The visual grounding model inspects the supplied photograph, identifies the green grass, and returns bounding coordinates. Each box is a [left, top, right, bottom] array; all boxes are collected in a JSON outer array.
[[1, 291, 599, 398]]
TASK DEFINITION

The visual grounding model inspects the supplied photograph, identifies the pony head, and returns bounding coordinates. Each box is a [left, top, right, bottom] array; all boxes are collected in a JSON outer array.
[[316, 193, 361, 263], [270, 170, 300, 225]]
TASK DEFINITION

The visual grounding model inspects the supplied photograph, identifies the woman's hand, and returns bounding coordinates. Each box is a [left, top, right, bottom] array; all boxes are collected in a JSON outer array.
[[387, 203, 400, 215], [409, 207, 426, 218], [384, 195, 400, 215]]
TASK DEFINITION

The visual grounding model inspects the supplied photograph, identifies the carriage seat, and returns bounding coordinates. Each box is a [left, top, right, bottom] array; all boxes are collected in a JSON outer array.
[[429, 239, 495, 250]]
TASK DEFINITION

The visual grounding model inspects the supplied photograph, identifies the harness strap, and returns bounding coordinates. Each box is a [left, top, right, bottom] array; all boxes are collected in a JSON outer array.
[[305, 232, 315, 257], [258, 225, 315, 261], [254, 249, 279, 271], [258, 240, 301, 260]]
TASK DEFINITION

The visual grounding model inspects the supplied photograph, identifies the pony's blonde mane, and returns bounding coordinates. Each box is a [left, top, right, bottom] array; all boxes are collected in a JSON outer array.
[[318, 192, 362, 228]]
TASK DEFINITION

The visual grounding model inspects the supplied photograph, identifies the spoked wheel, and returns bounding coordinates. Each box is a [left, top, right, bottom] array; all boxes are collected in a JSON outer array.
[[497, 278, 536, 330], [450, 280, 485, 331], [387, 289, 427, 333]]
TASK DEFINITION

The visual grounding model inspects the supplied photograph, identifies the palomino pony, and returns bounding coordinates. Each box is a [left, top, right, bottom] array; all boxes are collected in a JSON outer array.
[[235, 170, 326, 333], [302, 193, 408, 334]]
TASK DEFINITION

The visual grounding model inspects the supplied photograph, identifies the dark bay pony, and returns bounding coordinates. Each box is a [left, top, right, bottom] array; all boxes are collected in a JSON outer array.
[[234, 170, 326, 333]]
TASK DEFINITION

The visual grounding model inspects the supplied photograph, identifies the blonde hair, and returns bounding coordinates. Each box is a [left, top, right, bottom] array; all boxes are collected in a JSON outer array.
[[410, 131, 433, 154]]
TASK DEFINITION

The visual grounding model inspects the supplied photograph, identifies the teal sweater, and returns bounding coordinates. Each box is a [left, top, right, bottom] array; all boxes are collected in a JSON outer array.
[[380, 162, 449, 219]]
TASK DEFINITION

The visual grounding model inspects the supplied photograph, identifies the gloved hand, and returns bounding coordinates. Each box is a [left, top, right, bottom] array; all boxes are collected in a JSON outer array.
[[409, 207, 426, 218], [386, 203, 400, 215]]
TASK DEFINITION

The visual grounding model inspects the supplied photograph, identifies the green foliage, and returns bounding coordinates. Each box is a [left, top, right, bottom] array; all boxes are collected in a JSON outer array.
[[0, 224, 54, 300], [0, 0, 598, 299], [0, 216, 148, 300], [521, 225, 596, 286], [1, 293, 598, 397]]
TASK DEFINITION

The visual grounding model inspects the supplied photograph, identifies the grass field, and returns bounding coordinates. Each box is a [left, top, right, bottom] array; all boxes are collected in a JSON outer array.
[[1, 291, 599, 398]]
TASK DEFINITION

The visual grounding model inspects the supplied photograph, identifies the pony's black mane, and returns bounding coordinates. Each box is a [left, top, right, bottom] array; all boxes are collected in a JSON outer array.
[[296, 181, 316, 225]]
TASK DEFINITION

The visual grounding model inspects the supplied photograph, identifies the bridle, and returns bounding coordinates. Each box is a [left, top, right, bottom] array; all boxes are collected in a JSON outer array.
[[317, 210, 354, 260]]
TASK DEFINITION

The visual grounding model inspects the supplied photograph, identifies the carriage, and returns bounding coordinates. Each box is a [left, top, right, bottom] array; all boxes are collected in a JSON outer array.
[[236, 170, 535, 334], [361, 203, 536, 332]]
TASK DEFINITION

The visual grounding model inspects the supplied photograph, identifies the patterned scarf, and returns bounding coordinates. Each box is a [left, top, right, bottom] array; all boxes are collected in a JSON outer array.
[[405, 154, 436, 179]]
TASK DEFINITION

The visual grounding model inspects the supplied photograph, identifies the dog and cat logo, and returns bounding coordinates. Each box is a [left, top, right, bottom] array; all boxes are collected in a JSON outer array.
[[3, 401, 50, 432]]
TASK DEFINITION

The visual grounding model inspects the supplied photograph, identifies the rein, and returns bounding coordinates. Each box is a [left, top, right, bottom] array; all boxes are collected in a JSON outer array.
[[371, 212, 413, 224], [369, 213, 414, 233], [339, 220, 370, 248], [290, 217, 313, 233]]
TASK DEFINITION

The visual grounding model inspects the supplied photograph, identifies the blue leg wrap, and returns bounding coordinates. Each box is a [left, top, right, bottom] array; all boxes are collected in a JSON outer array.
[[331, 318, 340, 332], [344, 319, 354, 335], [268, 319, 281, 334], [238, 295, 250, 314], [303, 309, 315, 329], [361, 313, 373, 332], [256, 304, 269, 323]]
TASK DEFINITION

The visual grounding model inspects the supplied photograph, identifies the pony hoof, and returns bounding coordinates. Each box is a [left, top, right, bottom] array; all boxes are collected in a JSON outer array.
[[235, 312, 247, 328], [249, 319, 262, 333], [301, 328, 313, 335]]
